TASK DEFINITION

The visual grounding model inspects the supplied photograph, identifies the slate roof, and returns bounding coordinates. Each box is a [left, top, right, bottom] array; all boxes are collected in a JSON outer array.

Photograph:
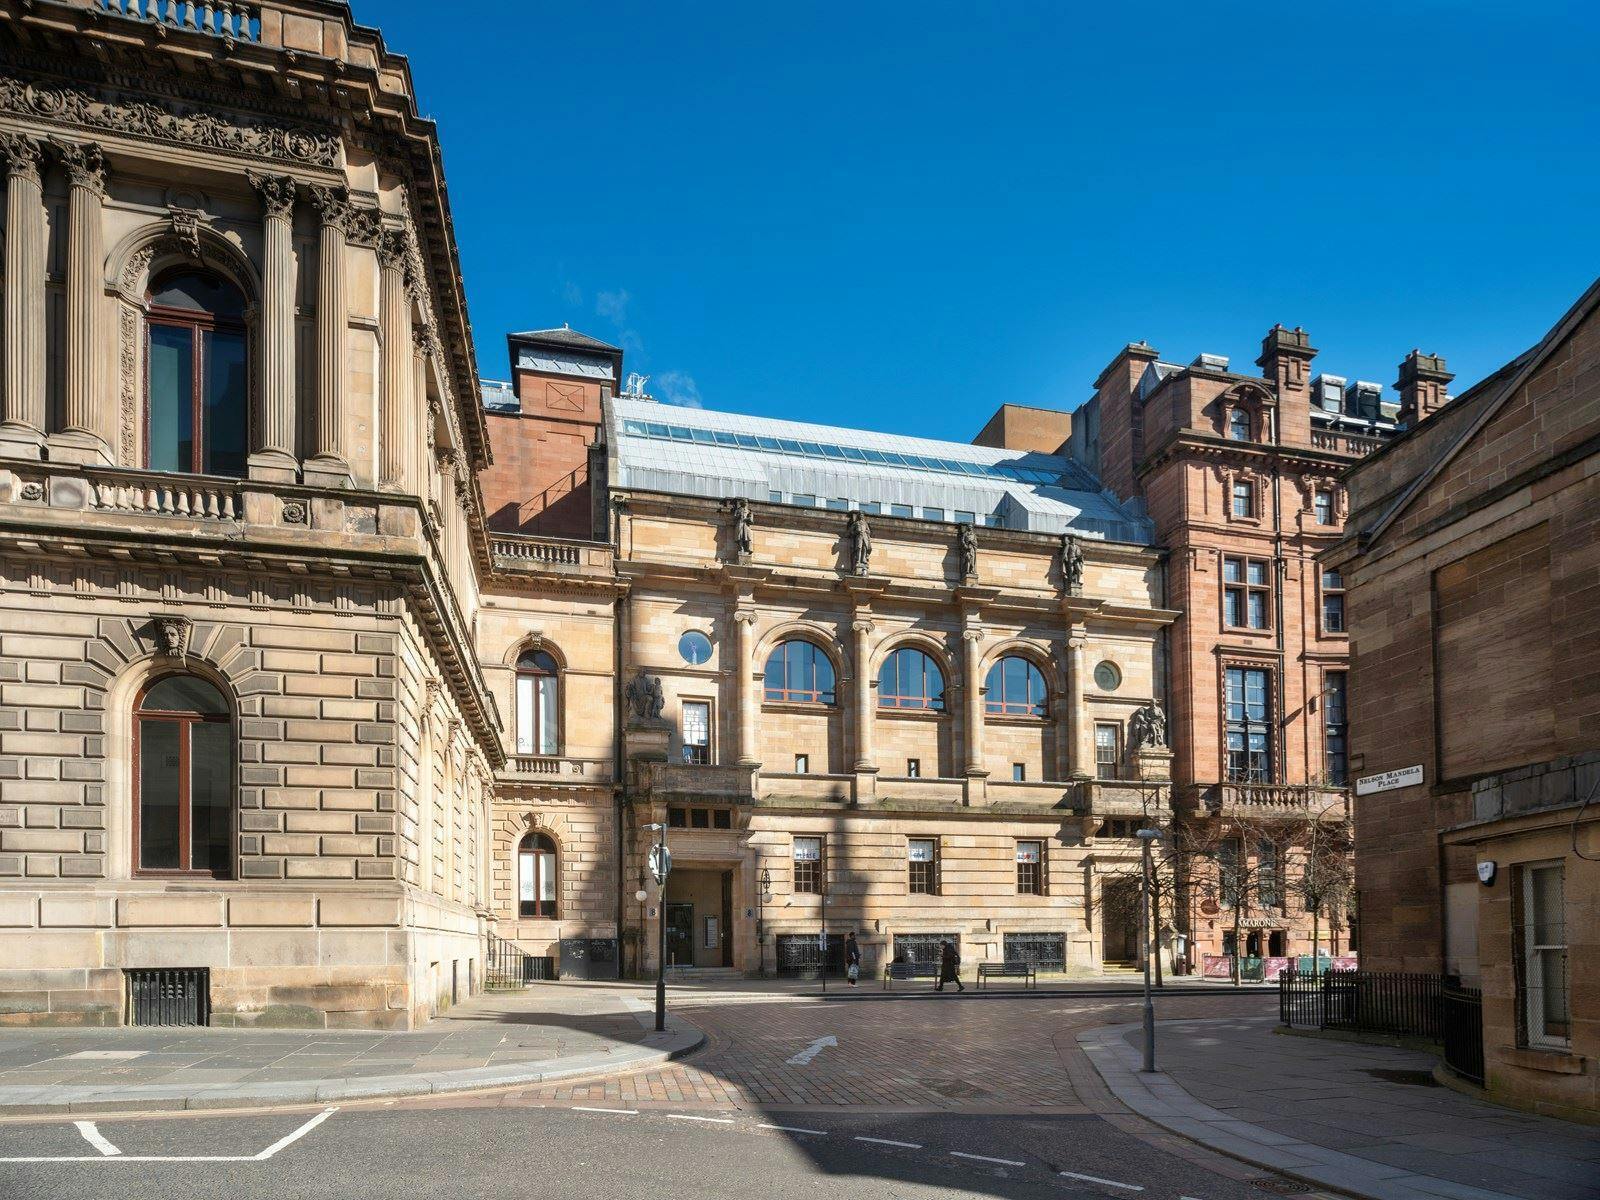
[[507, 326, 622, 353]]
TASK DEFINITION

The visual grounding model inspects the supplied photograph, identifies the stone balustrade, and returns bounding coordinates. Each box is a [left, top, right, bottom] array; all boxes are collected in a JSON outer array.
[[1311, 428, 1384, 458], [1193, 782, 1348, 820], [95, 0, 260, 41], [501, 756, 612, 785], [490, 533, 615, 579]]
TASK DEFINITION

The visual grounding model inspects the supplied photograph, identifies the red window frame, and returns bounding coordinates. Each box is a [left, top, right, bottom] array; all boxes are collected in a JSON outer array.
[[985, 655, 1048, 717], [764, 640, 837, 705], [518, 832, 559, 919], [131, 675, 233, 879], [879, 648, 946, 711], [144, 274, 250, 477]]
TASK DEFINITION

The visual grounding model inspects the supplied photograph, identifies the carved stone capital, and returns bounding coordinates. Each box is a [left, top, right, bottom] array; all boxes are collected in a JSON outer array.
[[412, 322, 434, 354], [51, 138, 105, 194], [733, 609, 759, 626], [851, 617, 874, 636], [0, 132, 42, 184], [344, 205, 381, 249], [246, 169, 297, 220], [307, 183, 351, 231], [376, 227, 410, 273]]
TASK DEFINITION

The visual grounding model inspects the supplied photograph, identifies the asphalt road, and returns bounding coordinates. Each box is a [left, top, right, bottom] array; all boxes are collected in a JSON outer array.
[[0, 1102, 1289, 1200]]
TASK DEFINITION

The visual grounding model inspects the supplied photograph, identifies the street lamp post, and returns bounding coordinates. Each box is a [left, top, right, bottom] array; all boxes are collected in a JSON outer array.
[[1137, 827, 1162, 1072], [644, 822, 670, 1033]]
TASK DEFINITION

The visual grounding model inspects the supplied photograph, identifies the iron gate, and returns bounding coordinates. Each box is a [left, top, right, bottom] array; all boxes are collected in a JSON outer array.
[[126, 968, 209, 1027], [1002, 932, 1065, 970], [893, 933, 958, 966], [775, 933, 845, 978], [1442, 982, 1485, 1085]]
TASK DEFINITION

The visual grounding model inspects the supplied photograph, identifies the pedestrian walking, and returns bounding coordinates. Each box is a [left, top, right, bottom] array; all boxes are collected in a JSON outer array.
[[845, 932, 861, 986], [936, 940, 964, 992]]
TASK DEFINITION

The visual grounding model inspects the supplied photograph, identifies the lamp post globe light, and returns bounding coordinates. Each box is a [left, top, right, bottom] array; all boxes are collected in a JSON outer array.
[[643, 822, 670, 1032], [1136, 826, 1163, 1073]]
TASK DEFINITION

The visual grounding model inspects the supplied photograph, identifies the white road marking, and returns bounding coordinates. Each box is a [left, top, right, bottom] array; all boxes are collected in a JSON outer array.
[[0, 1107, 338, 1165], [254, 1107, 339, 1160], [73, 1122, 120, 1157], [951, 1151, 1026, 1167], [758, 1123, 828, 1136], [855, 1136, 923, 1149], [785, 1034, 838, 1066], [1059, 1170, 1144, 1191], [666, 1114, 735, 1124], [572, 1106, 639, 1115]]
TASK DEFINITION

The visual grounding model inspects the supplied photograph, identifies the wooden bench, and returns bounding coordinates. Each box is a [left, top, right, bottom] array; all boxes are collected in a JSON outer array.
[[976, 962, 1037, 989], [882, 962, 941, 989]]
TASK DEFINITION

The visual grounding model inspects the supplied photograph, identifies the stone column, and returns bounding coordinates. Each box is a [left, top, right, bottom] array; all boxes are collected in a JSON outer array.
[[851, 616, 875, 772], [305, 184, 351, 486], [734, 606, 759, 767], [962, 628, 986, 778], [412, 325, 432, 492], [48, 139, 112, 464], [246, 171, 299, 482], [1067, 626, 1091, 779], [377, 229, 413, 491], [0, 133, 46, 459]]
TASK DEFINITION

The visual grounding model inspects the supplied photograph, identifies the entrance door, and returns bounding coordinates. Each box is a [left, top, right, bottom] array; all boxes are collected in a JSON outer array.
[[1101, 879, 1140, 964], [719, 870, 734, 968], [665, 902, 695, 968]]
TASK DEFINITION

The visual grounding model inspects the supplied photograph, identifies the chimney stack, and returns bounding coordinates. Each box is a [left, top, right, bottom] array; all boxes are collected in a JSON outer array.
[[1396, 350, 1453, 426], [1258, 324, 1317, 447]]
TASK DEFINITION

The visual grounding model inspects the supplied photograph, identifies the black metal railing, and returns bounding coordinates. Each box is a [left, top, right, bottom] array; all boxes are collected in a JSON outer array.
[[484, 932, 557, 990], [1280, 969, 1442, 1037], [1442, 982, 1485, 1084], [126, 968, 209, 1026]]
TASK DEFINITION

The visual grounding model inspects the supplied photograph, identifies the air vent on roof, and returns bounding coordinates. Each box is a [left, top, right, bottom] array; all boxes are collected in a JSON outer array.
[[1192, 353, 1229, 372]]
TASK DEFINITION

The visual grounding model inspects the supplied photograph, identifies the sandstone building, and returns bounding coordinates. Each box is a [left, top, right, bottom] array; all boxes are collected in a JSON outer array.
[[0, 0, 498, 1027], [1328, 279, 1598, 1120]]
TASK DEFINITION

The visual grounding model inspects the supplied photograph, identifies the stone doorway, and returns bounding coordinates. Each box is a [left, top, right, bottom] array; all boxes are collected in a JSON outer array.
[[662, 867, 733, 968], [1102, 877, 1141, 964]]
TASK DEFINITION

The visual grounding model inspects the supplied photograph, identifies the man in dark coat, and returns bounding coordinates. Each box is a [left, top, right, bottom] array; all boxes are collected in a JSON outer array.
[[845, 932, 861, 985], [936, 940, 964, 992]]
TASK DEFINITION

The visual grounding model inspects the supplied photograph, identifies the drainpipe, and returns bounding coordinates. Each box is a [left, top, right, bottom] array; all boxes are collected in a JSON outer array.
[[614, 584, 628, 979]]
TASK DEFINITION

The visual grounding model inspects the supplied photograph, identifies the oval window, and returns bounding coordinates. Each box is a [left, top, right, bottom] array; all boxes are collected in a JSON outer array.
[[1094, 661, 1122, 691], [678, 631, 713, 665]]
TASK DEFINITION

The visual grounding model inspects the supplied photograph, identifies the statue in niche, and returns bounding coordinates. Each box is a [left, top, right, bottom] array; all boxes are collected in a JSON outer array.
[[848, 510, 872, 575], [1131, 701, 1169, 750], [625, 670, 666, 722], [727, 497, 753, 559], [957, 522, 978, 580], [1061, 533, 1085, 596]]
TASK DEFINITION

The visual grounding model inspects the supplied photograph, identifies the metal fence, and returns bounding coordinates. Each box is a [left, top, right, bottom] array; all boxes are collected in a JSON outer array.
[[1442, 982, 1485, 1084], [484, 932, 556, 990]]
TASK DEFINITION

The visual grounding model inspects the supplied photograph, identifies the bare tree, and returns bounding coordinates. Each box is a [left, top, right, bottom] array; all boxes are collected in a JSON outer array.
[[1281, 806, 1353, 975], [1180, 813, 1294, 986], [1091, 820, 1193, 986]]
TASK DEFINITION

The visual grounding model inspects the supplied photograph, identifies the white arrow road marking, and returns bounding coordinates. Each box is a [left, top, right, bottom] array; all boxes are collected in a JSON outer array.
[[73, 1122, 120, 1157], [785, 1034, 838, 1065]]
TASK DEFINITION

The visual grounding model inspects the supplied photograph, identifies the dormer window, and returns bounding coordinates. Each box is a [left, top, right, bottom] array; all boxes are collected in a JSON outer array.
[[1228, 408, 1252, 443]]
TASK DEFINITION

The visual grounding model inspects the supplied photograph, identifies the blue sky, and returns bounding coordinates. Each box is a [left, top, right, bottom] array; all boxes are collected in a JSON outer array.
[[363, 1, 1600, 443]]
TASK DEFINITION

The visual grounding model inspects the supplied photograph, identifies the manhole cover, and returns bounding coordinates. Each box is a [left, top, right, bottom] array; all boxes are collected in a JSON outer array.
[[1364, 1068, 1440, 1087], [1249, 1180, 1312, 1195]]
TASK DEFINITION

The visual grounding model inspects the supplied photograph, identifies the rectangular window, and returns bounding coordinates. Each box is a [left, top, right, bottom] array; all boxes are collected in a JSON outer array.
[[712, 808, 731, 830], [908, 838, 937, 894], [690, 807, 709, 829], [1258, 840, 1282, 908], [890, 503, 913, 518], [1314, 490, 1335, 526], [1218, 839, 1241, 906], [1324, 671, 1348, 785], [859, 501, 881, 515], [794, 753, 809, 774], [1225, 667, 1273, 782], [1012, 763, 1026, 782], [1516, 863, 1569, 1049], [1095, 723, 1120, 780], [906, 758, 921, 778], [1016, 840, 1043, 895], [681, 700, 711, 765], [921, 507, 945, 521], [1231, 480, 1254, 518], [668, 807, 687, 829], [1322, 568, 1346, 634], [768, 490, 783, 503], [792, 494, 816, 507], [1223, 556, 1271, 630], [826, 497, 848, 510], [955, 510, 976, 526], [793, 835, 822, 895]]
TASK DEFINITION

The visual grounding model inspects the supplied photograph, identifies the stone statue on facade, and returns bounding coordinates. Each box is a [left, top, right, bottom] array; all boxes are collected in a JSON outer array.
[[727, 496, 753, 560], [848, 510, 872, 575], [151, 615, 193, 659], [1061, 533, 1085, 596], [1131, 701, 1168, 750], [625, 670, 666, 723], [957, 522, 978, 580]]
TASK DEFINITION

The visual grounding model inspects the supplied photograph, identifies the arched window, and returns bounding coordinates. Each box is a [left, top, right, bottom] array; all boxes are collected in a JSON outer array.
[[514, 649, 559, 756], [134, 674, 233, 877], [517, 832, 558, 918], [145, 268, 249, 477], [1228, 407, 1252, 442], [764, 640, 837, 705], [985, 656, 1048, 717], [879, 647, 945, 711]]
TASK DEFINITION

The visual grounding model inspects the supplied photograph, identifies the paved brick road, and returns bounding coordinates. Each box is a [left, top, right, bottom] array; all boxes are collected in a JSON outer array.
[[521, 989, 1275, 1114]]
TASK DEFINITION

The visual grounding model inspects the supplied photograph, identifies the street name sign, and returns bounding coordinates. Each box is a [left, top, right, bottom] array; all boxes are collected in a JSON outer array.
[[1355, 765, 1424, 796]]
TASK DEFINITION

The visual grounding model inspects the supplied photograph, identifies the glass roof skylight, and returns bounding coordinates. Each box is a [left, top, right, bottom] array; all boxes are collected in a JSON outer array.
[[620, 419, 1068, 486]]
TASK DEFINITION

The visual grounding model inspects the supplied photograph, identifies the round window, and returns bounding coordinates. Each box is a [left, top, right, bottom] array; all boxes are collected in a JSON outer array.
[[678, 631, 712, 665], [1093, 661, 1122, 691]]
